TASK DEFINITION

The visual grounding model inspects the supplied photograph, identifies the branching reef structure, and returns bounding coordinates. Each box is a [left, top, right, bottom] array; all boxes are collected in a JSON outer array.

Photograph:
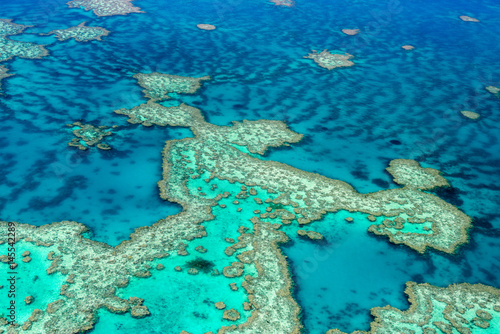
[[1, 72, 496, 334]]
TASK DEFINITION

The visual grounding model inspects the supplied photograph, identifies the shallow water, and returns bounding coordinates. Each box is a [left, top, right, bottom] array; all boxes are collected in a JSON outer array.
[[1, 0, 499, 332]]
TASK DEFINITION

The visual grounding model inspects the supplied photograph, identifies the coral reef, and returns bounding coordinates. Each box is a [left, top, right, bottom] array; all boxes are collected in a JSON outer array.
[[270, 0, 295, 7], [66, 0, 144, 17], [115, 101, 204, 127], [0, 19, 26, 36], [218, 221, 302, 333], [67, 122, 114, 150], [47, 22, 110, 42], [0, 71, 477, 333], [385, 159, 450, 190], [0, 210, 210, 333], [0, 19, 49, 63], [223, 308, 241, 321], [327, 282, 500, 334], [460, 110, 480, 120], [304, 50, 355, 70], [297, 229, 324, 240], [342, 29, 360, 35], [215, 302, 226, 310], [197, 24, 216, 30], [185, 258, 215, 274], [133, 72, 210, 101], [486, 85, 499, 97]]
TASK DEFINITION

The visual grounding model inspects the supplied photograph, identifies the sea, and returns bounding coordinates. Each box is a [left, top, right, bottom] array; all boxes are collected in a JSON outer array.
[[0, 0, 499, 333]]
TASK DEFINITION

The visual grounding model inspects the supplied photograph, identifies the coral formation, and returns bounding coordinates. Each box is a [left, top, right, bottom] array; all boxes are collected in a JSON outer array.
[[486, 85, 499, 97], [401, 45, 415, 50], [0, 66, 13, 90], [114, 101, 204, 127], [0, 71, 478, 333], [197, 24, 216, 30], [0, 19, 49, 63], [47, 22, 110, 42], [342, 29, 360, 35], [66, 0, 144, 17], [270, 0, 295, 7], [133, 72, 210, 101], [386, 159, 450, 190], [304, 50, 355, 70], [460, 110, 480, 120], [460, 15, 480, 22], [327, 282, 500, 334], [223, 262, 244, 278], [297, 229, 324, 240], [67, 122, 114, 150], [215, 302, 226, 310], [223, 308, 241, 321], [129, 298, 151, 318]]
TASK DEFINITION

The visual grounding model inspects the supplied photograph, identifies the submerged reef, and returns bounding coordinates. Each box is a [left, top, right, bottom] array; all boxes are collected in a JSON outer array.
[[305, 50, 355, 70], [133, 72, 210, 101], [328, 282, 500, 334], [460, 110, 480, 120], [270, 0, 295, 7], [197, 24, 216, 30], [486, 85, 499, 98], [460, 15, 480, 22], [297, 229, 324, 240], [0, 71, 480, 333], [114, 101, 203, 127], [47, 22, 110, 42], [402, 45, 415, 50], [66, 0, 144, 17], [186, 257, 215, 274], [67, 122, 114, 150], [218, 221, 301, 333], [342, 29, 360, 36], [0, 19, 49, 62], [0, 19, 26, 36], [0, 66, 13, 90], [385, 159, 450, 190]]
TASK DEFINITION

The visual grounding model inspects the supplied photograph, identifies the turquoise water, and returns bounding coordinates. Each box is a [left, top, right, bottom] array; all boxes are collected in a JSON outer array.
[[1, 0, 499, 333], [94, 218, 254, 334], [0, 241, 65, 323]]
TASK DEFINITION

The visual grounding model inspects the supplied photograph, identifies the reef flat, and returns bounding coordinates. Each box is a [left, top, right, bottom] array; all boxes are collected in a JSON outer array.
[[328, 282, 500, 334], [46, 22, 110, 42], [342, 29, 360, 36], [114, 101, 203, 127], [486, 85, 499, 98], [270, 0, 295, 7], [0, 19, 49, 62], [197, 24, 216, 31], [385, 159, 450, 190], [137, 102, 470, 255], [460, 15, 480, 22], [460, 110, 481, 120], [0, 72, 480, 333], [66, 0, 144, 17], [133, 72, 210, 101], [305, 50, 355, 70], [218, 221, 302, 334]]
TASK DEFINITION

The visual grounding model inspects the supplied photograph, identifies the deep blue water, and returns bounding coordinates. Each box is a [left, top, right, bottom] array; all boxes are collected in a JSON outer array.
[[1, 0, 499, 333]]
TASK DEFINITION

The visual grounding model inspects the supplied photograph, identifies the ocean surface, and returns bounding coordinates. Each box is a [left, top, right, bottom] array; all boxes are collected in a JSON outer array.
[[0, 0, 499, 333]]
